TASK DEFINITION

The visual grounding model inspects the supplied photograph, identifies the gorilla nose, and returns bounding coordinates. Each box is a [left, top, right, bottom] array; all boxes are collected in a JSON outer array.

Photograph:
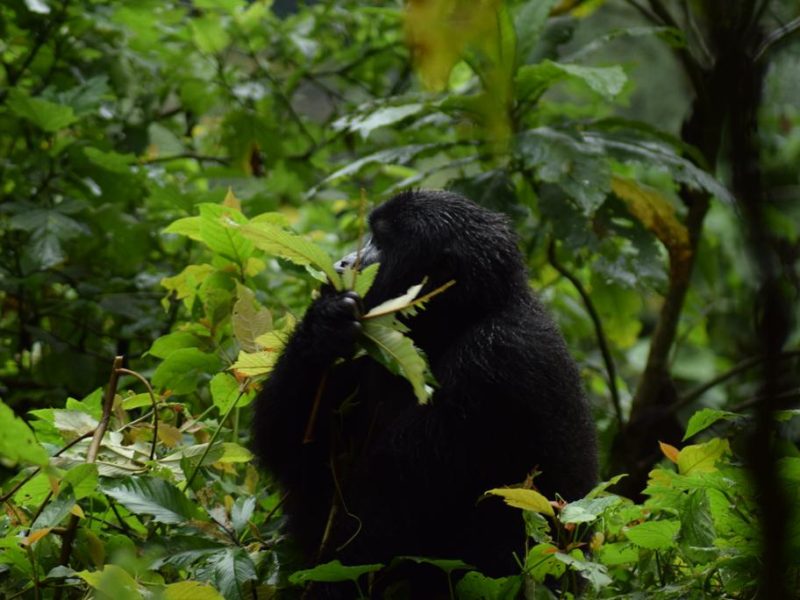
[[334, 251, 358, 274]]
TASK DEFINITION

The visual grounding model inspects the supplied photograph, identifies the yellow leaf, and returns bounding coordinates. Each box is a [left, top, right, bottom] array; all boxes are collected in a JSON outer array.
[[677, 438, 730, 475], [158, 423, 183, 448], [485, 487, 555, 517], [611, 175, 690, 263], [230, 350, 279, 378], [71, 504, 86, 518], [659, 441, 679, 464], [223, 187, 241, 211], [404, 0, 502, 91], [23, 528, 52, 546]]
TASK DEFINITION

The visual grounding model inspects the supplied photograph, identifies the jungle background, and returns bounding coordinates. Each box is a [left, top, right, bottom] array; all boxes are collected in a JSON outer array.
[[1, 0, 800, 598]]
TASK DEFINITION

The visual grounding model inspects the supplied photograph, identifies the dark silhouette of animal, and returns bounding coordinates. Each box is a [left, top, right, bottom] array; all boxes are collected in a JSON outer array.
[[252, 189, 598, 595]]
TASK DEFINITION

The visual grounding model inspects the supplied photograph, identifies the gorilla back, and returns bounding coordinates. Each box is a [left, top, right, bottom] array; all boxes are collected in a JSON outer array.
[[252, 190, 598, 582]]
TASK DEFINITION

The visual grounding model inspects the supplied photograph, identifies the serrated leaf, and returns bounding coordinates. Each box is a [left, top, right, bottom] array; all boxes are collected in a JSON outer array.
[[101, 477, 204, 524], [7, 89, 77, 132], [485, 488, 555, 517], [233, 283, 272, 353], [0, 399, 49, 466], [364, 281, 425, 318], [625, 520, 680, 550], [560, 495, 621, 524], [683, 408, 739, 440], [238, 222, 342, 290], [230, 350, 279, 378], [199, 204, 253, 266], [346, 262, 380, 297], [677, 438, 729, 475], [289, 560, 383, 585], [361, 321, 430, 404]]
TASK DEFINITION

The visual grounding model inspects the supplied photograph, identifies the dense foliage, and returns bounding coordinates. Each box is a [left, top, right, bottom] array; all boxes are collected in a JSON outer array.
[[1, 0, 799, 598]]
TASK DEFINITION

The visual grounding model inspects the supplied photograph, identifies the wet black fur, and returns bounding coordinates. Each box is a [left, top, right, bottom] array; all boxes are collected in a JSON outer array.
[[252, 190, 598, 595]]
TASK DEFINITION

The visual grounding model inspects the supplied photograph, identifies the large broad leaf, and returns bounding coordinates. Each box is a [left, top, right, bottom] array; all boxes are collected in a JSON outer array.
[[683, 408, 740, 441], [101, 477, 205, 524], [232, 283, 272, 353], [516, 127, 611, 214], [360, 319, 431, 404], [164, 581, 224, 600], [485, 488, 555, 517], [559, 495, 622, 524], [624, 520, 680, 550], [516, 60, 627, 102], [316, 143, 440, 190], [230, 349, 280, 378], [677, 438, 729, 475], [0, 399, 49, 466], [456, 571, 523, 600], [151, 348, 221, 395], [196, 548, 257, 600], [198, 204, 254, 267], [7, 89, 78, 132], [289, 560, 383, 585], [238, 222, 342, 290], [333, 103, 425, 140], [77, 564, 141, 600], [515, 0, 560, 64]]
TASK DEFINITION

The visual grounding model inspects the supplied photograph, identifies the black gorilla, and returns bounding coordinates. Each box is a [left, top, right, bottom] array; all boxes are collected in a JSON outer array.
[[252, 190, 597, 593]]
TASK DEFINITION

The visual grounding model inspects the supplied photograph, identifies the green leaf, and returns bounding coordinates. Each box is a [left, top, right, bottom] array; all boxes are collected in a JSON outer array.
[[197, 548, 257, 600], [83, 147, 136, 173], [361, 319, 431, 404], [343, 262, 380, 297], [456, 571, 523, 600], [624, 520, 680, 550], [77, 564, 141, 600], [101, 477, 204, 524], [210, 372, 252, 413], [683, 408, 739, 440], [515, 0, 560, 63], [191, 16, 231, 54], [333, 103, 425, 140], [485, 488, 555, 517], [7, 89, 78, 132], [31, 490, 76, 529], [0, 399, 49, 466], [679, 490, 717, 563], [553, 552, 612, 591], [516, 127, 610, 214], [151, 348, 221, 395], [364, 281, 426, 318], [164, 216, 203, 242], [199, 204, 254, 267], [230, 350, 279, 378], [217, 443, 253, 463], [596, 542, 638, 566], [164, 581, 224, 600], [394, 556, 472, 573], [238, 222, 342, 290], [516, 60, 626, 102], [289, 560, 383, 585], [62, 464, 99, 500], [677, 438, 729, 475], [560, 495, 622, 524], [149, 331, 205, 359]]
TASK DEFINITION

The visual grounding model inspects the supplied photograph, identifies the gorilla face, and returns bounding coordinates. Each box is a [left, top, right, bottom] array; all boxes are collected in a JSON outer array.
[[335, 190, 528, 315]]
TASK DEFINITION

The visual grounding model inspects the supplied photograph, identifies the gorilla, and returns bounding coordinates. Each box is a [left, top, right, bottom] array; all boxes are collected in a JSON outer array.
[[252, 190, 597, 595]]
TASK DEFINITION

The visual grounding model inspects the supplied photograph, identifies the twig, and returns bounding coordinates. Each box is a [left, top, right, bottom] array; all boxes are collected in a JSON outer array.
[[548, 241, 624, 429], [755, 16, 800, 60], [140, 153, 230, 166], [672, 349, 800, 413], [116, 368, 159, 461], [56, 356, 124, 581]]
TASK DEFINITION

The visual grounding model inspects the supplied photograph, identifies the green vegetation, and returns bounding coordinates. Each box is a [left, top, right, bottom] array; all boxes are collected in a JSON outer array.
[[1, 0, 799, 598]]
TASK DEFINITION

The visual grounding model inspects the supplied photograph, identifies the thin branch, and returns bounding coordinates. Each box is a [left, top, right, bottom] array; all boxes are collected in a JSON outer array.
[[672, 349, 800, 413], [56, 356, 124, 584], [548, 241, 624, 429], [755, 16, 800, 60], [116, 368, 159, 461]]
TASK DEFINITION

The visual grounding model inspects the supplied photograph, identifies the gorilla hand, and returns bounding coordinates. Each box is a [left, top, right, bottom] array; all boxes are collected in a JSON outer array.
[[295, 290, 362, 365]]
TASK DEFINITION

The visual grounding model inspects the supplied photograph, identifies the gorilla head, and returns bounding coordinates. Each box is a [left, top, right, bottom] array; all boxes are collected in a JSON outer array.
[[253, 189, 598, 594]]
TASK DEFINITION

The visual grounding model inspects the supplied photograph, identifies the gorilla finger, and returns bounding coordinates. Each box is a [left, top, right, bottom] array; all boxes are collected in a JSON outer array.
[[340, 294, 363, 318]]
